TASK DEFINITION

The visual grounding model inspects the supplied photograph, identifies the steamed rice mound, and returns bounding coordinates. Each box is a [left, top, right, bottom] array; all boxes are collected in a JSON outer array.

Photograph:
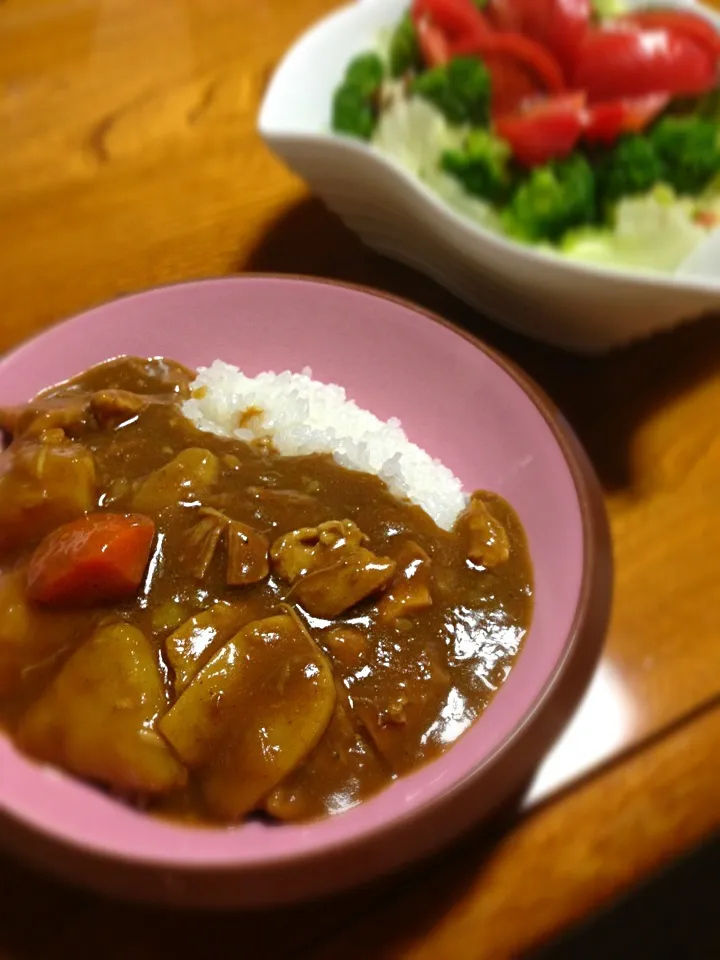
[[182, 361, 468, 531]]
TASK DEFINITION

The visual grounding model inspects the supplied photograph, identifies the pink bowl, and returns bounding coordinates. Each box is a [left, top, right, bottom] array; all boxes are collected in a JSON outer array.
[[0, 277, 611, 907]]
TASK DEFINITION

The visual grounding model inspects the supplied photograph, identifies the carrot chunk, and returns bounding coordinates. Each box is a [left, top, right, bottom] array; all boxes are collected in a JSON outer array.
[[27, 513, 156, 606]]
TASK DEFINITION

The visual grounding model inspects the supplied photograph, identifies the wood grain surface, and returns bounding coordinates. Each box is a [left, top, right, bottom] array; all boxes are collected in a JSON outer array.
[[1, 2, 720, 956]]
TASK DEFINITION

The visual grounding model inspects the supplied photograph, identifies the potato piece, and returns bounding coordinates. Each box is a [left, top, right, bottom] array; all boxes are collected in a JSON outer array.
[[378, 541, 434, 623], [0, 571, 33, 696], [132, 448, 219, 512], [290, 549, 396, 619], [0, 439, 96, 553], [165, 601, 250, 693], [159, 613, 335, 819], [17, 623, 186, 795], [227, 521, 269, 586], [265, 700, 388, 821], [0, 569, 87, 697], [458, 493, 510, 568]]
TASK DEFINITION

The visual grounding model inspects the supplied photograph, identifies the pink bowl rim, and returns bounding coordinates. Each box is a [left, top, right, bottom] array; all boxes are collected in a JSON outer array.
[[0, 275, 612, 874]]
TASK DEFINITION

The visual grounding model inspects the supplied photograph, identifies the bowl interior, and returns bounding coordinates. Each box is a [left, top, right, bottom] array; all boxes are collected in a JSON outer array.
[[0, 277, 584, 867]]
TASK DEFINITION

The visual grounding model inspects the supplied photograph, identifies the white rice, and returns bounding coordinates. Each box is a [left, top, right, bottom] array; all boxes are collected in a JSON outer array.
[[182, 361, 468, 531]]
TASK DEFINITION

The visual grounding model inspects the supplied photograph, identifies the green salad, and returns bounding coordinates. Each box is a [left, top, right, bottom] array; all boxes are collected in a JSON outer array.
[[330, 0, 720, 274]]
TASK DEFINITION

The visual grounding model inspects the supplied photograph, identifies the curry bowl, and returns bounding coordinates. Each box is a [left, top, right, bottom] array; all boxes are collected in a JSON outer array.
[[258, 0, 720, 353], [0, 277, 611, 907]]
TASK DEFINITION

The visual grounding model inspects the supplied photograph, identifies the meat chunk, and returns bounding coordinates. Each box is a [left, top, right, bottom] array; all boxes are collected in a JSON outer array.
[[226, 520, 269, 586], [0, 397, 92, 439], [132, 448, 219, 513], [290, 549, 396, 619], [270, 519, 366, 585], [182, 508, 229, 579], [458, 493, 510, 568], [324, 626, 369, 672], [90, 389, 149, 428], [17, 623, 186, 795], [0, 438, 96, 554], [247, 487, 318, 508], [351, 647, 452, 773], [165, 601, 250, 693], [158, 612, 335, 819], [378, 541, 434, 623]]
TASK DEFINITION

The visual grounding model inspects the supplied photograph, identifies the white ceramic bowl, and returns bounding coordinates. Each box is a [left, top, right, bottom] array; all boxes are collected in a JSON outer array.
[[259, 0, 720, 353]]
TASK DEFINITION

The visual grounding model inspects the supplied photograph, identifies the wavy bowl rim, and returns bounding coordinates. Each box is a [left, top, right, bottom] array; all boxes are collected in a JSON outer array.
[[258, 0, 720, 299]]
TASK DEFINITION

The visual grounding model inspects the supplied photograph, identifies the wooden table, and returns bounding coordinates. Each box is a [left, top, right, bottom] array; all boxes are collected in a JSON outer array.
[[1, 1, 719, 956]]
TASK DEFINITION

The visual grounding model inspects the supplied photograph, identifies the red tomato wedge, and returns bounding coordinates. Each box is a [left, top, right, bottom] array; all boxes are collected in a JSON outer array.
[[495, 93, 585, 167], [27, 513, 156, 606], [623, 10, 720, 60], [412, 0, 490, 40], [416, 16, 452, 67], [583, 94, 670, 145], [487, 0, 591, 74], [453, 29, 566, 114], [573, 25, 718, 102]]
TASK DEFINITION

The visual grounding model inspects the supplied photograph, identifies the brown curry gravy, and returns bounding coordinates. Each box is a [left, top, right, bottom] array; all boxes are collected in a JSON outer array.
[[0, 358, 532, 823]]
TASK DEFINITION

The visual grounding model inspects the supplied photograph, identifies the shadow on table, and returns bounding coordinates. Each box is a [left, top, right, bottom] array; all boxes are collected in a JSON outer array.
[[530, 831, 720, 960], [0, 804, 522, 960], [243, 198, 720, 493]]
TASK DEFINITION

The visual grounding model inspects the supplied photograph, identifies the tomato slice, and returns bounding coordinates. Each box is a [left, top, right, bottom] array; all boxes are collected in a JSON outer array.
[[487, 0, 591, 74], [495, 93, 586, 167], [583, 94, 670, 145], [623, 11, 720, 60], [478, 55, 548, 116], [573, 25, 718, 102], [452, 29, 566, 114], [696, 209, 720, 229], [416, 17, 452, 67], [412, 0, 490, 40]]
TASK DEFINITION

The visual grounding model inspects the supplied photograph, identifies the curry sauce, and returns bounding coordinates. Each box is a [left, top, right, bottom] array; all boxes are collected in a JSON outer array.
[[0, 357, 532, 823]]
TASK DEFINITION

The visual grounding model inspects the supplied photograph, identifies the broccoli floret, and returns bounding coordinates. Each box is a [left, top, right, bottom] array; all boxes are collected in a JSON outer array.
[[332, 85, 377, 140], [441, 129, 515, 204], [331, 53, 386, 140], [596, 135, 663, 205], [410, 56, 491, 126], [504, 154, 597, 243], [651, 116, 720, 195], [345, 53, 385, 97], [389, 13, 421, 78]]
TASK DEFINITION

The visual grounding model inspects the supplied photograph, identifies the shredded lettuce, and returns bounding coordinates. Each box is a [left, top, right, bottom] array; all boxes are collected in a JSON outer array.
[[372, 93, 719, 275], [372, 93, 501, 229], [561, 185, 709, 274], [373, 90, 466, 178]]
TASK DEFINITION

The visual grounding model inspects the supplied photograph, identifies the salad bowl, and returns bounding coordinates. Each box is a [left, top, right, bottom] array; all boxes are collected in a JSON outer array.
[[259, 0, 720, 353]]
